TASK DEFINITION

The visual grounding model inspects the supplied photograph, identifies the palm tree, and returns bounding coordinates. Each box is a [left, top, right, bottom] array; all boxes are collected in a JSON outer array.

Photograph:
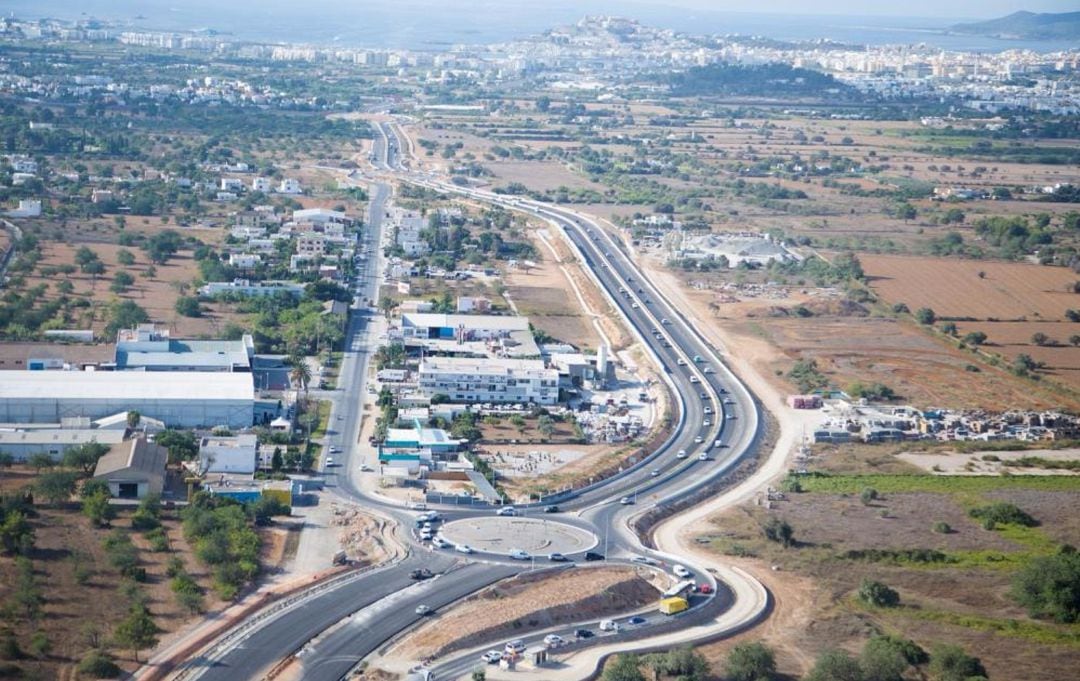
[[289, 358, 312, 401]]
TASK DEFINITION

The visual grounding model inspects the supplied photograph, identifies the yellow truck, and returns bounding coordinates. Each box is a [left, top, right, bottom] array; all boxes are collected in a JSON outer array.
[[659, 596, 688, 615]]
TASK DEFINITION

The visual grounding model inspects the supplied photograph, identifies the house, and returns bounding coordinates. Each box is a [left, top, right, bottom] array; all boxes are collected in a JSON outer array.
[[278, 178, 302, 194], [220, 178, 244, 192], [92, 437, 168, 499], [6, 200, 41, 218], [198, 434, 258, 474], [456, 296, 492, 313], [252, 177, 272, 192], [228, 253, 262, 269]]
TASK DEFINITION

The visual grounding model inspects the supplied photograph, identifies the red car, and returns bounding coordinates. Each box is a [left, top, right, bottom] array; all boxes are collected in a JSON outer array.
[[698, 584, 714, 595]]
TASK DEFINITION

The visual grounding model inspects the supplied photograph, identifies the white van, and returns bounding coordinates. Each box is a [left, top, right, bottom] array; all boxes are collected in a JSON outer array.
[[599, 619, 620, 632]]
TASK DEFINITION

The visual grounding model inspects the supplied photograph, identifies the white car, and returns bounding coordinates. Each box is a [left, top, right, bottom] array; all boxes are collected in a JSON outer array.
[[496, 506, 517, 517], [456, 544, 475, 554], [676, 449, 688, 459], [599, 619, 619, 632], [703, 419, 711, 427], [631, 555, 659, 566], [690, 375, 699, 383], [698, 452, 709, 461], [620, 496, 634, 505], [482, 650, 503, 664], [504, 639, 526, 655], [694, 436, 703, 444], [677, 358, 687, 366], [544, 634, 566, 648], [651, 469, 661, 477], [672, 564, 692, 578], [432, 536, 450, 549], [509, 549, 531, 560], [415, 604, 431, 616]]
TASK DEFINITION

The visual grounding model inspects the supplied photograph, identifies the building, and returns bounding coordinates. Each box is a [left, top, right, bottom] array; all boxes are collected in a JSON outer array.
[[0, 371, 255, 428], [6, 199, 41, 218], [228, 253, 261, 269], [278, 178, 302, 194], [198, 434, 258, 474], [92, 437, 168, 499], [456, 296, 492, 313], [115, 325, 254, 372], [384, 422, 465, 455], [251, 176, 272, 192], [418, 357, 559, 405], [198, 279, 306, 299], [293, 208, 351, 225], [0, 341, 114, 371], [400, 313, 529, 341], [0, 428, 126, 462], [220, 178, 244, 192]]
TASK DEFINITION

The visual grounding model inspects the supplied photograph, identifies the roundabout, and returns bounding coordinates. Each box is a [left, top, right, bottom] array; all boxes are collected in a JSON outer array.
[[439, 516, 598, 556]]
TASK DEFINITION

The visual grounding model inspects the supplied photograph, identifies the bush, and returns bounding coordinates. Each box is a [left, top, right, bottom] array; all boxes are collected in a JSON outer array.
[[77, 649, 121, 678], [969, 502, 1037, 529], [927, 644, 987, 681], [724, 641, 776, 681], [858, 578, 900, 608], [860, 487, 879, 505], [146, 527, 170, 552], [1010, 545, 1080, 623], [175, 296, 202, 318], [762, 517, 795, 547], [804, 649, 864, 681], [933, 521, 952, 534]]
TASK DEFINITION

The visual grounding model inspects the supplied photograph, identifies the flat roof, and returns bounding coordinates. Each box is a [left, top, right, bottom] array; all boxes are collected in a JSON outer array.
[[0, 371, 255, 401], [402, 313, 530, 331], [0, 429, 127, 446], [420, 357, 549, 374]]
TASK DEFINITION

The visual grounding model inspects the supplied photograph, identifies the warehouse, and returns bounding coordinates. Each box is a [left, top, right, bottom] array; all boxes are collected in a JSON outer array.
[[0, 371, 255, 429]]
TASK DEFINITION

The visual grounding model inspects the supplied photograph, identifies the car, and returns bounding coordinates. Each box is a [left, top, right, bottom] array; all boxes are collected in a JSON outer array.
[[420, 529, 433, 541], [677, 358, 687, 366], [599, 619, 620, 632], [504, 639, 526, 655], [575, 628, 595, 639], [703, 419, 711, 427], [543, 505, 560, 513], [672, 564, 692, 578], [714, 440, 724, 448], [620, 496, 634, 505], [698, 452, 709, 461], [329, 446, 341, 454], [481, 650, 503, 664], [627, 616, 647, 626], [651, 469, 661, 477], [410, 568, 434, 580], [496, 506, 517, 517], [698, 584, 714, 595], [700, 392, 709, 399], [325, 457, 335, 467], [694, 436, 703, 444], [693, 355, 704, 363], [703, 407, 713, 415], [509, 549, 531, 560], [544, 634, 566, 648], [631, 303, 640, 309], [415, 604, 431, 616], [359, 464, 374, 472], [704, 366, 714, 373], [676, 449, 688, 459], [727, 413, 737, 420], [689, 375, 699, 383], [630, 555, 659, 566], [584, 551, 605, 561], [456, 544, 475, 554], [661, 318, 671, 325], [432, 536, 451, 549], [549, 552, 568, 562]]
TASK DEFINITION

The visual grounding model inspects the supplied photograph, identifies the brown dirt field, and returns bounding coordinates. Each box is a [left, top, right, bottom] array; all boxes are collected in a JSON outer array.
[[487, 160, 604, 193], [389, 566, 661, 660], [23, 241, 249, 338], [862, 255, 1080, 321], [0, 476, 230, 677]]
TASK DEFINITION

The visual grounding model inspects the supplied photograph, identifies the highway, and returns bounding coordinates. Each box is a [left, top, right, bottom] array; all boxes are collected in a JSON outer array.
[[171, 119, 768, 681]]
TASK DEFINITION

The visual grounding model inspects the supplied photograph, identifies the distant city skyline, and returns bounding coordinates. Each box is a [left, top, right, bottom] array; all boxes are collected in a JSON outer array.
[[635, 1, 1077, 19]]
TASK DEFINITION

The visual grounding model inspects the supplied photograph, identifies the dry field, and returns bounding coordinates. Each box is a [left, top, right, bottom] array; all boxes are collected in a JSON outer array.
[[23, 241, 249, 338]]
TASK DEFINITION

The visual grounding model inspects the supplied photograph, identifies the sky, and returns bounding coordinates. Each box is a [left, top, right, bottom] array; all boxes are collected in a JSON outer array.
[[645, 0, 1078, 17]]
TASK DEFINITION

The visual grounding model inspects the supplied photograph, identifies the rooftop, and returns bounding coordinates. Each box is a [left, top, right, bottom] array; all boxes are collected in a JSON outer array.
[[420, 356, 550, 375], [0, 429, 127, 446], [94, 438, 168, 478], [0, 371, 255, 401], [402, 312, 530, 332]]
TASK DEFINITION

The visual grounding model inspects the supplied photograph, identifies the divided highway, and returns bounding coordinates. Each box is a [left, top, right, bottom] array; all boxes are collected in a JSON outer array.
[[167, 121, 768, 681]]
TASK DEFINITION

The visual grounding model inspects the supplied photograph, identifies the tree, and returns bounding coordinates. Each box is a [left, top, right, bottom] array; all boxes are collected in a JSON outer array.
[[83, 259, 106, 279], [36, 470, 79, 505], [537, 415, 556, 441], [862, 635, 926, 681], [110, 270, 135, 293], [144, 264, 157, 280], [64, 441, 110, 476], [82, 485, 115, 528], [940, 321, 958, 336], [1032, 332, 1051, 346], [894, 202, 917, 222], [106, 300, 149, 336], [27, 452, 55, 470], [175, 296, 202, 317], [117, 249, 136, 266], [1071, 335, 1080, 347], [963, 331, 988, 346], [156, 429, 199, 463], [289, 357, 312, 400], [271, 447, 284, 473], [77, 649, 121, 677], [1010, 545, 1080, 623], [0, 511, 34, 555], [536, 95, 551, 112], [804, 649, 864, 681], [28, 631, 50, 659], [762, 517, 794, 547], [127, 410, 141, 429], [858, 579, 900, 608], [860, 487, 879, 505], [724, 641, 777, 681], [927, 644, 987, 681], [12, 557, 43, 621], [112, 604, 160, 662], [603, 654, 645, 681], [915, 307, 936, 325]]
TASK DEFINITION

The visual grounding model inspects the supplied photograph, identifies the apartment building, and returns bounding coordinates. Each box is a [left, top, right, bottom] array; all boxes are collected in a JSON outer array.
[[418, 357, 559, 405]]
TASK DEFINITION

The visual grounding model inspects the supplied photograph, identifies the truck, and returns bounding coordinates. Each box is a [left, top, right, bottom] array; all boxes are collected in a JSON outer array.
[[659, 596, 689, 615]]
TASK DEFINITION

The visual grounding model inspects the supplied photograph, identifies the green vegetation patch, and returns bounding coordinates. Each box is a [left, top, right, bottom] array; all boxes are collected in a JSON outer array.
[[795, 473, 1080, 496]]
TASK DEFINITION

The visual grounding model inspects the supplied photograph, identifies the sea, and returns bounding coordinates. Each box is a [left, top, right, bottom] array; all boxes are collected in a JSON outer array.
[[2, 0, 1076, 53]]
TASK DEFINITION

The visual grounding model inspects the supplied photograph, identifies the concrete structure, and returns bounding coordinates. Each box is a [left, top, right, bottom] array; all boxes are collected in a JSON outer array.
[[293, 208, 350, 225], [0, 341, 113, 371], [115, 325, 254, 372], [0, 428, 126, 461], [93, 438, 167, 499], [198, 433, 258, 474], [6, 199, 41, 218], [0, 371, 255, 428], [384, 422, 465, 455], [278, 178, 302, 194], [418, 357, 559, 405], [400, 313, 529, 340]]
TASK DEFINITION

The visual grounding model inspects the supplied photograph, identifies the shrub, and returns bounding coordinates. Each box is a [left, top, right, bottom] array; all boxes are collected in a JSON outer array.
[[933, 521, 952, 534], [857, 579, 900, 608], [969, 502, 1037, 529], [762, 517, 795, 548], [1010, 545, 1080, 623], [724, 641, 776, 681], [860, 487, 879, 505], [927, 644, 987, 681], [77, 649, 121, 678]]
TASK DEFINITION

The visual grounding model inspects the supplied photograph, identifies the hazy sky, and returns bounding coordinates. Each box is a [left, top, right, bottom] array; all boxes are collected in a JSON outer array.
[[646, 0, 1077, 17]]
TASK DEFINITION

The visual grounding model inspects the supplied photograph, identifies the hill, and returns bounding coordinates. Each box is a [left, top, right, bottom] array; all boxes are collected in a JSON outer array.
[[951, 11, 1080, 40], [667, 63, 858, 100]]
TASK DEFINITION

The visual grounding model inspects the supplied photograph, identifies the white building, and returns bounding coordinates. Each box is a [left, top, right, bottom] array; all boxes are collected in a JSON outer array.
[[198, 434, 258, 474], [252, 177, 272, 192], [278, 178, 302, 194], [0, 371, 255, 429], [293, 208, 350, 225], [228, 253, 262, 269], [418, 357, 559, 405], [6, 199, 41, 218], [199, 279, 306, 299], [221, 177, 244, 192]]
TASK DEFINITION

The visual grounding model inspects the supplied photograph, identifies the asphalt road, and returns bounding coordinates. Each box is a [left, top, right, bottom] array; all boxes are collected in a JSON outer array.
[[177, 120, 765, 681]]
